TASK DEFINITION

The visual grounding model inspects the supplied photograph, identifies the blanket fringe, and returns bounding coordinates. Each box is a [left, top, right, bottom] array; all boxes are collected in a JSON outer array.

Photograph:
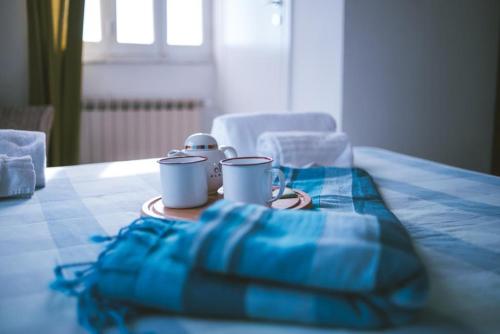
[[51, 217, 175, 333]]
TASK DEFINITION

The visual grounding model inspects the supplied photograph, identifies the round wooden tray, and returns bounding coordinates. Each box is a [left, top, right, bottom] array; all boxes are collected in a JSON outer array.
[[141, 188, 312, 222]]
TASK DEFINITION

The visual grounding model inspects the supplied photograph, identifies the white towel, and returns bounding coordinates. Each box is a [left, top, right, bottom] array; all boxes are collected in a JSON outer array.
[[0, 155, 36, 198], [211, 112, 337, 156], [256, 131, 353, 168], [0, 129, 46, 187]]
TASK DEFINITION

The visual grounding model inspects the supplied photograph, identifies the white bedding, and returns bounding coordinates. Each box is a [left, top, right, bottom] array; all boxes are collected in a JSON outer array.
[[0, 147, 499, 333]]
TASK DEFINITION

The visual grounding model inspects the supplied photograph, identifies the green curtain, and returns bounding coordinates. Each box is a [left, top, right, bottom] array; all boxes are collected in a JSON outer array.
[[27, 0, 85, 166]]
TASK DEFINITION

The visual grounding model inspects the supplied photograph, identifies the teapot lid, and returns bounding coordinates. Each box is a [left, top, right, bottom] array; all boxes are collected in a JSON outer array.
[[184, 133, 218, 150]]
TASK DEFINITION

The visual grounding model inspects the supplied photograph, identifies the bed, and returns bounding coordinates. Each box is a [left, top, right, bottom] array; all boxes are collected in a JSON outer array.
[[0, 147, 499, 333]]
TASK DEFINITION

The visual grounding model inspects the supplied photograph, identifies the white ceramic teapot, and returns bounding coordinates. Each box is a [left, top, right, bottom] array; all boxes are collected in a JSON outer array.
[[168, 133, 237, 193]]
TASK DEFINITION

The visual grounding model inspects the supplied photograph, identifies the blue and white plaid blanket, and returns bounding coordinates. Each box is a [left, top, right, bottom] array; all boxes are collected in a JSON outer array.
[[52, 167, 428, 332]]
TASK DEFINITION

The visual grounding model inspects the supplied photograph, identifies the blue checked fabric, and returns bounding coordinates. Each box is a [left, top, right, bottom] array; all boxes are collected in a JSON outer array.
[[52, 167, 428, 332]]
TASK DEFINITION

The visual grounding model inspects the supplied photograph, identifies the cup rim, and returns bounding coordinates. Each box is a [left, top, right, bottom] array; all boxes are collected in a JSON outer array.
[[220, 156, 273, 166], [158, 156, 208, 165]]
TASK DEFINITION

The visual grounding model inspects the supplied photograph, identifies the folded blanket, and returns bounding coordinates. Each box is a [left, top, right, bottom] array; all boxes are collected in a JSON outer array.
[[257, 131, 353, 167], [52, 167, 428, 332], [0, 129, 46, 187], [0, 154, 36, 198]]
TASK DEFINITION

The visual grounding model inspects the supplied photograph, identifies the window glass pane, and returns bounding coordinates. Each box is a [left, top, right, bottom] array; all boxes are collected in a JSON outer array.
[[83, 0, 102, 42], [167, 0, 203, 46], [116, 0, 154, 45]]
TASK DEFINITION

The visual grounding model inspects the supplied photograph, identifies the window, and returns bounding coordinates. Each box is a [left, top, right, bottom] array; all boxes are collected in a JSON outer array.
[[82, 0, 211, 62], [167, 0, 203, 46], [83, 0, 102, 43], [116, 0, 155, 45]]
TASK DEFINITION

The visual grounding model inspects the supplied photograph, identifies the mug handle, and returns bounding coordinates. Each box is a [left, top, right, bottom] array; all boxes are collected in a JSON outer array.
[[220, 145, 238, 158], [267, 168, 286, 204]]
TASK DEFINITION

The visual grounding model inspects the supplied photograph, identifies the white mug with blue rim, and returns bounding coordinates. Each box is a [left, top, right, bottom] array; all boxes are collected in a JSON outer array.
[[220, 156, 285, 206]]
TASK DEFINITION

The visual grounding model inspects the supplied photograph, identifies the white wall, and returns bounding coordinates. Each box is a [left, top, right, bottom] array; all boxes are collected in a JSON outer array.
[[213, 0, 345, 123], [342, 0, 500, 172], [83, 63, 214, 100], [213, 0, 291, 114], [290, 0, 344, 126], [0, 0, 29, 106]]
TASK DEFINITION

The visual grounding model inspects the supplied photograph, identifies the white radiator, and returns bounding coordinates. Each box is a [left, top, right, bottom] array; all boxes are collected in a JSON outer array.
[[79, 99, 202, 163]]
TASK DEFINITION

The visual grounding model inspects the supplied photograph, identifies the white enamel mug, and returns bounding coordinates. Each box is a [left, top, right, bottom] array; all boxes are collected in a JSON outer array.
[[220, 156, 286, 206], [158, 156, 208, 208]]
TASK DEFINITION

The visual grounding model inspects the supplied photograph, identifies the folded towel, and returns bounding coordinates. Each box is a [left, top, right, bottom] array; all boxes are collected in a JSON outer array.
[[211, 112, 337, 155], [52, 167, 428, 332], [0, 154, 36, 198], [0, 129, 46, 187], [257, 131, 353, 167]]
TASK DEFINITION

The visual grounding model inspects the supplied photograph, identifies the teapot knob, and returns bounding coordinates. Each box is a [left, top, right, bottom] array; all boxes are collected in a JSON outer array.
[[167, 149, 188, 157]]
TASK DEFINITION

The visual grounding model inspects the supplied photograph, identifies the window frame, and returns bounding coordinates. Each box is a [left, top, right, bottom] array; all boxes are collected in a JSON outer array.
[[83, 0, 212, 64]]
